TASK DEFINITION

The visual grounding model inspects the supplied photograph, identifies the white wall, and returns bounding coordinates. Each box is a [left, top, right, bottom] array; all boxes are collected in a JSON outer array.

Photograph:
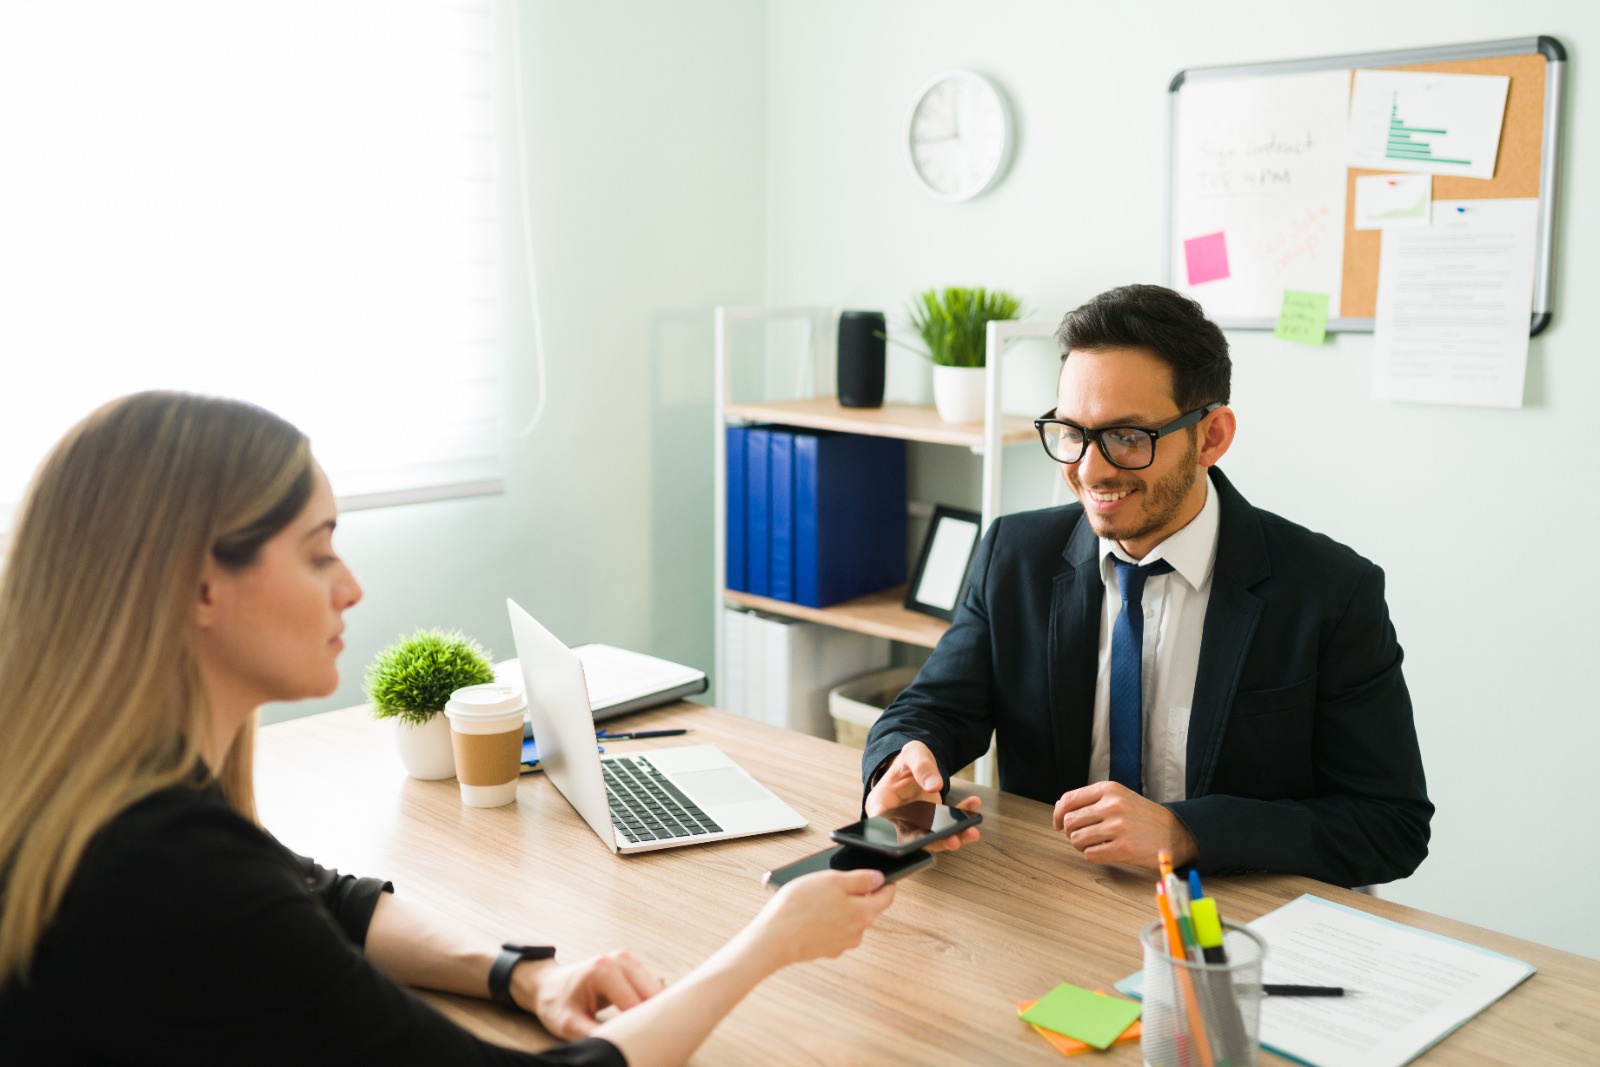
[[762, 0, 1600, 960]]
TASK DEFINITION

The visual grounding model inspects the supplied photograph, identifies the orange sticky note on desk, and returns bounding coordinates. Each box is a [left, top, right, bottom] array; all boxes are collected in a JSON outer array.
[[1017, 993, 1142, 1056]]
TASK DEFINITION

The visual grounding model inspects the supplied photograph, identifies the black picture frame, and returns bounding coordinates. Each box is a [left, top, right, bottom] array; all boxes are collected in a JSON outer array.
[[904, 505, 983, 621]]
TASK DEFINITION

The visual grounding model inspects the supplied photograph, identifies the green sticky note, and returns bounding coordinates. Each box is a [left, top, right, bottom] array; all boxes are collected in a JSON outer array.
[[1017, 983, 1143, 1050], [1275, 290, 1329, 345]]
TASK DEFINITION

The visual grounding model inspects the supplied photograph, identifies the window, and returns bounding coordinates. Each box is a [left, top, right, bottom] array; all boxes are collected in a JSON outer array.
[[0, 0, 503, 533]]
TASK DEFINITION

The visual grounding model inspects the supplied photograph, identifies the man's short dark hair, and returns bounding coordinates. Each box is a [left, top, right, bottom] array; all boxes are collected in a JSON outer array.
[[1055, 284, 1231, 412]]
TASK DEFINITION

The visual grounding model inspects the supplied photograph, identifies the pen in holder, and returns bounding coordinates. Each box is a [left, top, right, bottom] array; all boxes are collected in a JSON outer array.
[[1140, 919, 1265, 1067]]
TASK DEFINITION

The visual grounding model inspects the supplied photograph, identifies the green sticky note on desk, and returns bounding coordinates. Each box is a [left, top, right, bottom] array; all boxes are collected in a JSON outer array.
[[1017, 983, 1143, 1050], [1275, 290, 1329, 345]]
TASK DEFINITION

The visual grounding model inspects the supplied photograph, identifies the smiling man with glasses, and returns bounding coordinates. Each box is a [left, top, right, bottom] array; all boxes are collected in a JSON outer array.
[[862, 284, 1432, 889]]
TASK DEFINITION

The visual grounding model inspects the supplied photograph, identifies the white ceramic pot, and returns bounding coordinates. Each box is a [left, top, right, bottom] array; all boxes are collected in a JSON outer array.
[[932, 364, 987, 424], [393, 713, 457, 780]]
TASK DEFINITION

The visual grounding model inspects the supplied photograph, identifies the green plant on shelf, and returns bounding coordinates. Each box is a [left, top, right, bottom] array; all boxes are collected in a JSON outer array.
[[900, 286, 1024, 368], [364, 628, 496, 728]]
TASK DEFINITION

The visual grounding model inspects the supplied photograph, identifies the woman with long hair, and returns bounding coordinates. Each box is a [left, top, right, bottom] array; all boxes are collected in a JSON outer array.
[[0, 392, 894, 1065]]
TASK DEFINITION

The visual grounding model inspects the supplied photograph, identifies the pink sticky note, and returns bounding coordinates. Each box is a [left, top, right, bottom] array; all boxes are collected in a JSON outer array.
[[1183, 231, 1231, 285]]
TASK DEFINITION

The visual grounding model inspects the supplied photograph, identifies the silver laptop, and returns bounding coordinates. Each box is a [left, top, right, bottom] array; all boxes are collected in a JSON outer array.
[[508, 599, 807, 854]]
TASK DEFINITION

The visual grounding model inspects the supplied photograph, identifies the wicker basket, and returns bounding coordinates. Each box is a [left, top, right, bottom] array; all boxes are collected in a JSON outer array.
[[829, 665, 978, 782], [828, 666, 920, 750]]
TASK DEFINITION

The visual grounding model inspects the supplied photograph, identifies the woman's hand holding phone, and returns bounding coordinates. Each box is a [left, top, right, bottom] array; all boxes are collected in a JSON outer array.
[[747, 868, 897, 966], [863, 740, 983, 853]]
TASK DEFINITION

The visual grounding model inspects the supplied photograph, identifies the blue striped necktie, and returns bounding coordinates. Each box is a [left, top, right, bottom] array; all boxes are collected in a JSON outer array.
[[1109, 557, 1174, 794]]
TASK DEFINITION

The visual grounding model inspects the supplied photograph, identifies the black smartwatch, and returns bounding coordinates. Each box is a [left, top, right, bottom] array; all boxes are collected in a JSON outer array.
[[488, 943, 557, 1012]]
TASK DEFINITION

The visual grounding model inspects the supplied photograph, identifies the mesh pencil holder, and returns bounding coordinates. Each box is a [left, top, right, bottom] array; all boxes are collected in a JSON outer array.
[[1140, 919, 1266, 1067]]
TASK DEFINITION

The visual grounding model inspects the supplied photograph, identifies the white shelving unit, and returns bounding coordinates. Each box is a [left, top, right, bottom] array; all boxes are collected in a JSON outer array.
[[712, 305, 1057, 785]]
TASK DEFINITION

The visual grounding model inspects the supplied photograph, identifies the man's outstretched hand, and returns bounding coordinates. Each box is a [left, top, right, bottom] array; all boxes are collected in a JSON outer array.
[[863, 741, 982, 853]]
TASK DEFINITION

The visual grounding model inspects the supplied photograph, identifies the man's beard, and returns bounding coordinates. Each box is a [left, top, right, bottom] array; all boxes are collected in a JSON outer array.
[[1073, 438, 1199, 548]]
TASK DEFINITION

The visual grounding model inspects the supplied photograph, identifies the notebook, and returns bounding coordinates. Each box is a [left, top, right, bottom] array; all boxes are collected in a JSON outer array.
[[507, 599, 807, 854], [500, 644, 707, 729]]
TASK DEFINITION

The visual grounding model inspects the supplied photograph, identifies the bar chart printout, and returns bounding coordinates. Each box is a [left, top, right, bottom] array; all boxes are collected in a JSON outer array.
[[1348, 69, 1509, 180]]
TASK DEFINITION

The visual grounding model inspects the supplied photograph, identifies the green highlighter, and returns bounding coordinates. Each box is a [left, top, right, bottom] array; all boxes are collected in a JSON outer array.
[[1017, 982, 1142, 1050]]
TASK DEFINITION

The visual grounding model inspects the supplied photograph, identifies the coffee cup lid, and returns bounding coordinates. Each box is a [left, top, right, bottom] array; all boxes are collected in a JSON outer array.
[[444, 683, 527, 719]]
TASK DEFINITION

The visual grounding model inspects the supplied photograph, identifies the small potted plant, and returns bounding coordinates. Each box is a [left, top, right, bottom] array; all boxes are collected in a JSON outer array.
[[903, 286, 1023, 423], [365, 628, 497, 780]]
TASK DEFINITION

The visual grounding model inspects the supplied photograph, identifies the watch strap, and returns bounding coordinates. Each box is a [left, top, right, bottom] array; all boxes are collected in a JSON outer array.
[[488, 943, 556, 1012]]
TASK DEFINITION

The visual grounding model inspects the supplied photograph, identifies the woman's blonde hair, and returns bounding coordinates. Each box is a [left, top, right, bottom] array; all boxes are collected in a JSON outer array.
[[0, 391, 313, 986]]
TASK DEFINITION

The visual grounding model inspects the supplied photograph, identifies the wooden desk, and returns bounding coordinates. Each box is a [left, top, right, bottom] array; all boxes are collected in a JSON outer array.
[[256, 704, 1600, 1065]]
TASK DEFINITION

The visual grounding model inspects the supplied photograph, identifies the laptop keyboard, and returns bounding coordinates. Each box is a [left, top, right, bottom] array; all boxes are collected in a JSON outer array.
[[603, 756, 724, 844]]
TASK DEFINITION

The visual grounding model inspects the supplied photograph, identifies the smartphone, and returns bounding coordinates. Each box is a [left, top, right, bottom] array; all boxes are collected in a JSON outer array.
[[761, 844, 933, 889], [828, 801, 982, 857]]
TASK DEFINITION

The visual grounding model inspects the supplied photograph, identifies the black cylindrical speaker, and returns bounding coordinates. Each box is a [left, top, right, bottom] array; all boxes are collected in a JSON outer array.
[[837, 310, 886, 408]]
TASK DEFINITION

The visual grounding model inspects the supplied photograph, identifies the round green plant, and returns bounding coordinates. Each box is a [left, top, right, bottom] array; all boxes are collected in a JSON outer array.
[[364, 628, 496, 727], [902, 286, 1024, 368]]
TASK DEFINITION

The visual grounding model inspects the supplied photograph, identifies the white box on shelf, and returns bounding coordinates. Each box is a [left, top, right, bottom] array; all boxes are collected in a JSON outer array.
[[746, 613, 890, 737]]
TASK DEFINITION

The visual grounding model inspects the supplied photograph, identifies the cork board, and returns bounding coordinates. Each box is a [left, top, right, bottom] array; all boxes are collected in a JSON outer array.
[[1167, 38, 1563, 334]]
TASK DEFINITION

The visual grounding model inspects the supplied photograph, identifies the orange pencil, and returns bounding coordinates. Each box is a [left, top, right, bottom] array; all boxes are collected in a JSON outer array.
[[1157, 885, 1215, 1067]]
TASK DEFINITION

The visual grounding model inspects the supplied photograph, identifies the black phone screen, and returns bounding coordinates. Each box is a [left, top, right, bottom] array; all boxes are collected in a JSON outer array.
[[762, 844, 933, 889], [829, 801, 982, 856]]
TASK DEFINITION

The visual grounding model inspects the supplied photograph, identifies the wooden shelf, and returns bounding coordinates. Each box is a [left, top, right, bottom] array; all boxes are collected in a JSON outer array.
[[724, 585, 950, 649], [724, 397, 1036, 448]]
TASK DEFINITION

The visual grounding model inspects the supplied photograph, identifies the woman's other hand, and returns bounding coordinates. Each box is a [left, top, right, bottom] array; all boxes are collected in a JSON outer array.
[[512, 949, 663, 1039]]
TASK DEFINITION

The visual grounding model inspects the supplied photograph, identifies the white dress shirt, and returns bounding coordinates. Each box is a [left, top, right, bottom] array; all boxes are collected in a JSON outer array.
[[1086, 481, 1221, 803]]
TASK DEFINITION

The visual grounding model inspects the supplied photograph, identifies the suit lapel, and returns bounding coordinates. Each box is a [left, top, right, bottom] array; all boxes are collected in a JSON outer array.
[[1048, 515, 1103, 791], [1187, 469, 1269, 797]]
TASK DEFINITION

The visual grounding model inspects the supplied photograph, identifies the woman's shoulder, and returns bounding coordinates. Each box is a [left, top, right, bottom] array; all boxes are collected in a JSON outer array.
[[92, 779, 263, 865], [68, 778, 291, 920]]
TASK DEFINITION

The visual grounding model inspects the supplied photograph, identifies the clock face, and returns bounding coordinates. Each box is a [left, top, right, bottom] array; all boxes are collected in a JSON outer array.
[[904, 70, 1013, 202]]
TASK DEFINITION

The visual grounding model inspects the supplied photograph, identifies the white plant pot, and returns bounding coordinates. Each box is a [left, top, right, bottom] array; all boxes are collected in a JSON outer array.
[[932, 364, 987, 424], [393, 713, 457, 780]]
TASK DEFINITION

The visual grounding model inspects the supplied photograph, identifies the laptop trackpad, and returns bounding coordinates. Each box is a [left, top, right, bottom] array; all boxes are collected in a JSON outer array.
[[672, 767, 771, 806]]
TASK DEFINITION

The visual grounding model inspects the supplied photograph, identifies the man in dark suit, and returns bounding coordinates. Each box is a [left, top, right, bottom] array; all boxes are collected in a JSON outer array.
[[863, 284, 1430, 888]]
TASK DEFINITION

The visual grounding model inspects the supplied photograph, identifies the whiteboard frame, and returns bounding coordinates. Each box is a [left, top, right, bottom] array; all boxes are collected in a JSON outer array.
[[1164, 36, 1564, 336]]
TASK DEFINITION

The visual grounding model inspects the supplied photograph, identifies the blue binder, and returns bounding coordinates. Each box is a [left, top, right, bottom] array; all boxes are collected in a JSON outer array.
[[793, 433, 906, 608], [768, 431, 796, 602], [725, 426, 748, 592], [744, 428, 772, 597]]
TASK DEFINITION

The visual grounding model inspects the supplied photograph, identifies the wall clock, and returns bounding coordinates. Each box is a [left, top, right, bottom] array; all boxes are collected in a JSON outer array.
[[903, 69, 1014, 202]]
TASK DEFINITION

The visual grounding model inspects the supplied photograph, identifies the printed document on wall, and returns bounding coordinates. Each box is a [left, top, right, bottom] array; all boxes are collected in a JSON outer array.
[[1349, 70, 1509, 180], [1371, 199, 1538, 408], [1172, 69, 1350, 320]]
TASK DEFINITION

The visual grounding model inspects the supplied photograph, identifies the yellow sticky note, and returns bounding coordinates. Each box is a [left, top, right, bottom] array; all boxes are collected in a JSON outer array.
[[1275, 290, 1329, 345]]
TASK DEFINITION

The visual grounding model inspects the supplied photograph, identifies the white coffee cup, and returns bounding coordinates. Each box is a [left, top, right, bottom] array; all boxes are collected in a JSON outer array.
[[443, 684, 527, 807]]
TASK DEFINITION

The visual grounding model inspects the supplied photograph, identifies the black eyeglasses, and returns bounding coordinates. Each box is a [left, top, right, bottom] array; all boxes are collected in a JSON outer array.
[[1033, 402, 1222, 471]]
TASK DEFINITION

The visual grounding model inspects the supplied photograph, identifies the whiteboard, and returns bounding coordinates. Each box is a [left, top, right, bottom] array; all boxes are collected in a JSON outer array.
[[1164, 37, 1564, 335], [1170, 68, 1352, 322]]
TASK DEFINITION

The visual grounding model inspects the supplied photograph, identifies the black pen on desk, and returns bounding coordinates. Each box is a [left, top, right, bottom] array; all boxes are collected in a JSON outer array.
[[600, 729, 688, 741], [1263, 984, 1346, 997]]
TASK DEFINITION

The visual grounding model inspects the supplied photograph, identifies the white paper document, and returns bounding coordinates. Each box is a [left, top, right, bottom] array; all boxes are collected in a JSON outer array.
[[1252, 895, 1534, 1067], [1349, 69, 1510, 179], [1371, 198, 1538, 408], [1354, 173, 1432, 230]]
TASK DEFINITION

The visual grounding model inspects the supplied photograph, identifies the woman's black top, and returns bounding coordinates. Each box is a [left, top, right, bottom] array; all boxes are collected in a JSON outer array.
[[0, 780, 626, 1066]]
